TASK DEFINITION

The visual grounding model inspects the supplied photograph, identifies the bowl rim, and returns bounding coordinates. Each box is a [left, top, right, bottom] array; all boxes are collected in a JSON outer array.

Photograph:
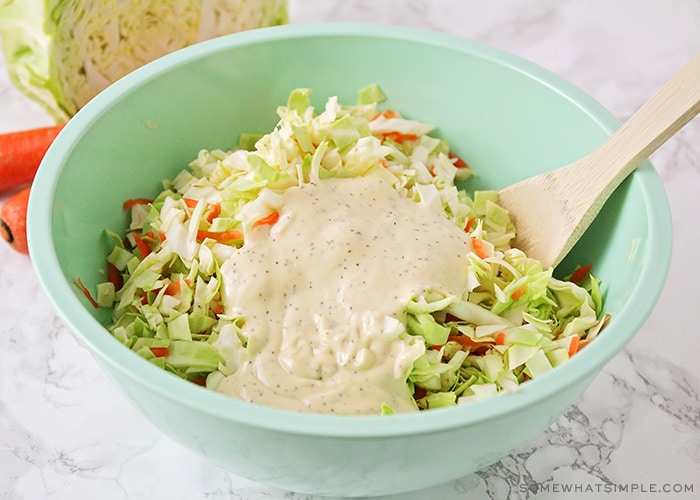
[[28, 22, 673, 437]]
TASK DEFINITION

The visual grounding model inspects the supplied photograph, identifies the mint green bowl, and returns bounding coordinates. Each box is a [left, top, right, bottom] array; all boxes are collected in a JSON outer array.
[[27, 24, 671, 497]]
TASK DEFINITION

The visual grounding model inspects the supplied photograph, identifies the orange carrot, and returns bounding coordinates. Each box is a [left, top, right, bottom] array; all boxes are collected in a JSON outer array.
[[0, 124, 65, 192], [123, 198, 153, 210], [568, 336, 581, 357], [132, 232, 152, 259], [182, 199, 223, 224], [464, 216, 477, 233], [569, 263, 593, 283], [449, 152, 470, 169], [447, 334, 494, 355], [149, 347, 169, 358], [0, 185, 31, 254], [383, 131, 419, 144], [471, 238, 489, 259], [447, 335, 493, 348], [76, 277, 100, 309], [206, 203, 222, 223], [107, 263, 123, 292], [252, 211, 280, 228], [196, 229, 243, 243], [577, 338, 593, 352], [511, 284, 528, 301], [495, 331, 506, 345], [370, 109, 398, 120], [164, 280, 181, 295]]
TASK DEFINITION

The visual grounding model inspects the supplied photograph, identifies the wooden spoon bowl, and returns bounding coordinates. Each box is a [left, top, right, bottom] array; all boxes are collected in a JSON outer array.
[[498, 51, 700, 268]]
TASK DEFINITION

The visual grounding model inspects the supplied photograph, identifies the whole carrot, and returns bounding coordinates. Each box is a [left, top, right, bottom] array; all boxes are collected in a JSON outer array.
[[0, 124, 65, 192], [1, 186, 31, 254]]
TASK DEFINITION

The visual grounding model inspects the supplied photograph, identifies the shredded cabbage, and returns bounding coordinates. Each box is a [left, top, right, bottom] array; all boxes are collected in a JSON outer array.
[[0, 0, 288, 121], [89, 84, 609, 411]]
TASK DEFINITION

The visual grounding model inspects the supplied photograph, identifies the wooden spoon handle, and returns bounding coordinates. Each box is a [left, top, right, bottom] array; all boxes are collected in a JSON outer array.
[[583, 51, 700, 191]]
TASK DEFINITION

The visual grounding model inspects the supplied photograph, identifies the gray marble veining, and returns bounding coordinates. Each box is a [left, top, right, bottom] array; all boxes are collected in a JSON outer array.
[[1, 1, 699, 498]]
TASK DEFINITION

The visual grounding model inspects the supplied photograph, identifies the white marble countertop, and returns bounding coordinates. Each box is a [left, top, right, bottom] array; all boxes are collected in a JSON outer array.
[[1, 1, 699, 499]]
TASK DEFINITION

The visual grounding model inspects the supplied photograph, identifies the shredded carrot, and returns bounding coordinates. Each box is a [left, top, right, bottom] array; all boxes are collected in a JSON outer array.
[[495, 331, 506, 345], [371, 109, 398, 120], [122, 198, 153, 210], [570, 263, 593, 284], [206, 203, 222, 223], [577, 338, 593, 352], [213, 303, 225, 315], [511, 284, 528, 301], [107, 263, 123, 292], [141, 231, 162, 249], [383, 131, 419, 144], [164, 281, 181, 296], [448, 152, 469, 169], [464, 216, 477, 233], [149, 347, 169, 358], [76, 278, 99, 309], [568, 336, 581, 357], [471, 238, 489, 259], [446, 335, 493, 356], [183, 198, 199, 208], [447, 335, 494, 348], [132, 233, 152, 259], [252, 211, 280, 228], [197, 229, 243, 243]]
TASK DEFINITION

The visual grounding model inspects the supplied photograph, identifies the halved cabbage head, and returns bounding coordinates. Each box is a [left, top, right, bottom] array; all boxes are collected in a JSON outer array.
[[0, 0, 288, 121]]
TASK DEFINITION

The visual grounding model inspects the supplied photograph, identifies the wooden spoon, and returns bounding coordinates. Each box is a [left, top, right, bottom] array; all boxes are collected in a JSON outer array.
[[497, 51, 700, 269]]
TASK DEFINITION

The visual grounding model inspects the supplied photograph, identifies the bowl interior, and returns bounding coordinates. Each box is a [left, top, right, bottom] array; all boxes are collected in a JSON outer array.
[[29, 24, 671, 432]]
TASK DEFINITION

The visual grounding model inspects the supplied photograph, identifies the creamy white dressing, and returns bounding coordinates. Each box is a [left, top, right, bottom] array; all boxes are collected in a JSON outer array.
[[217, 176, 472, 414]]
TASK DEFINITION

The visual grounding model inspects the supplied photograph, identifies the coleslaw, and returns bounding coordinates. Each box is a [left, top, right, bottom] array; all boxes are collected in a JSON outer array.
[[89, 85, 609, 413]]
